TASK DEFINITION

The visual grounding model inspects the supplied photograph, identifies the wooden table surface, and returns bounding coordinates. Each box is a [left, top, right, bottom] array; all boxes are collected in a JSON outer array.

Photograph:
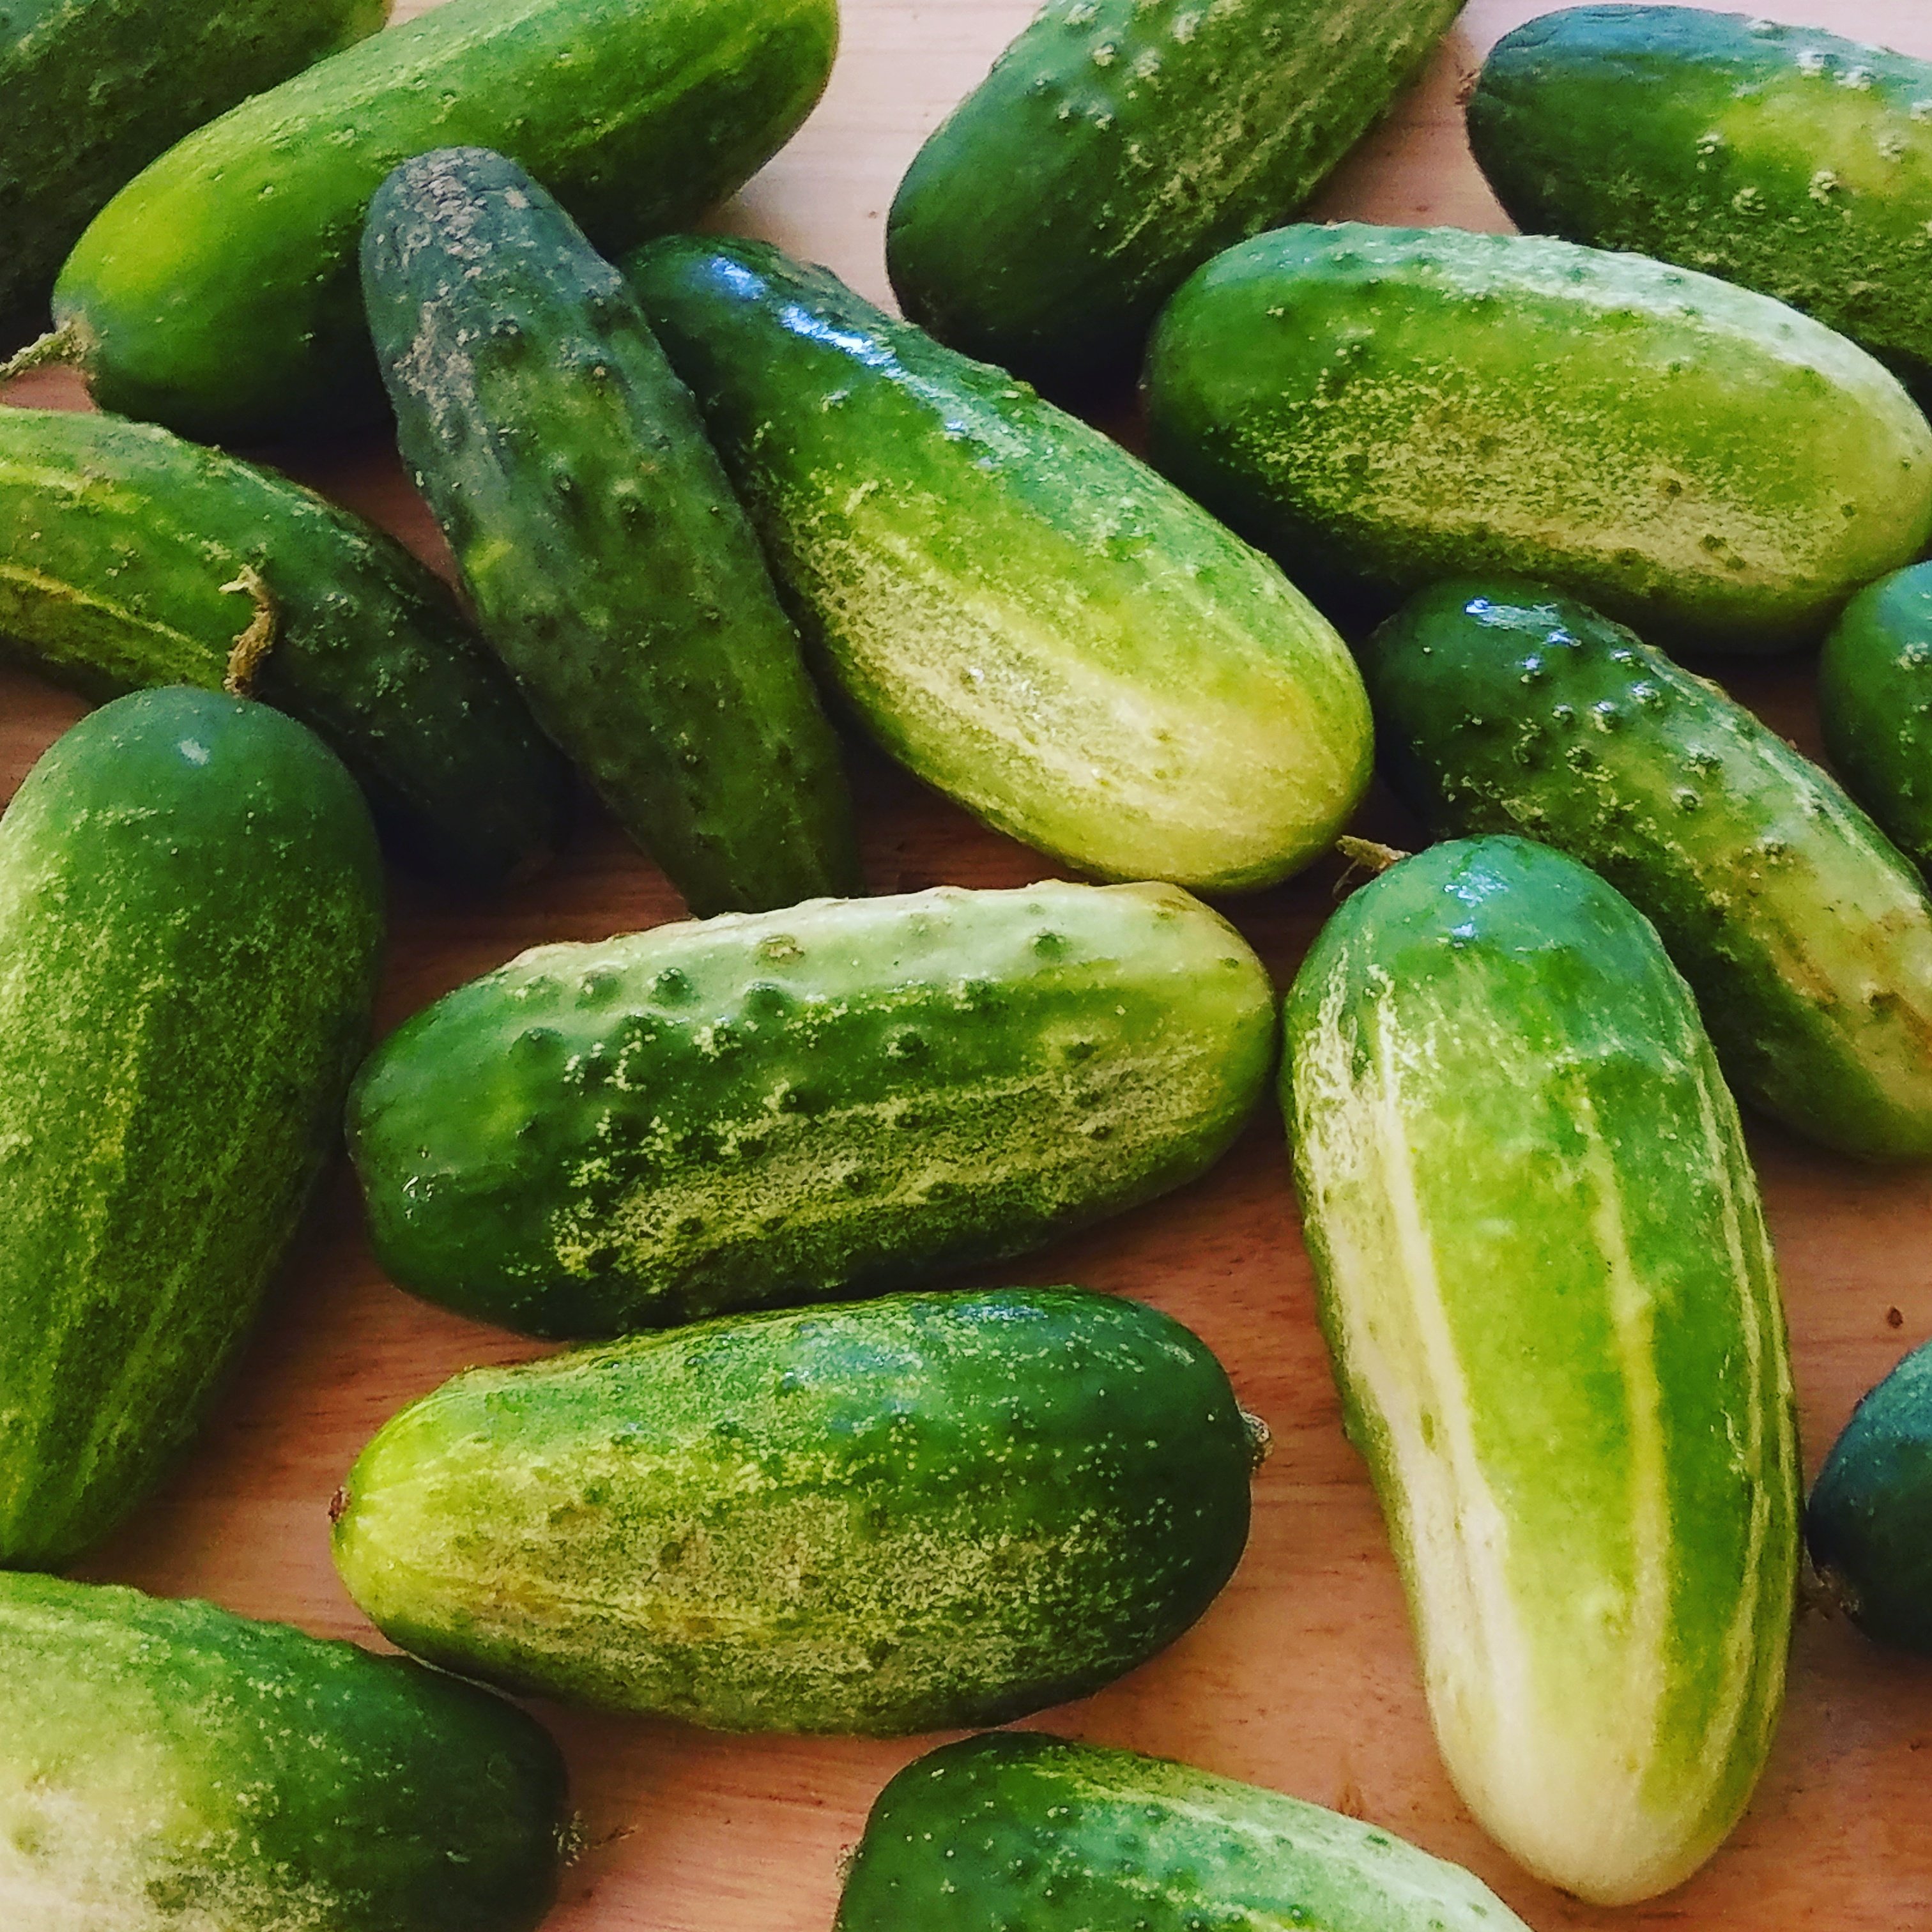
[[8, 0, 1932, 1926]]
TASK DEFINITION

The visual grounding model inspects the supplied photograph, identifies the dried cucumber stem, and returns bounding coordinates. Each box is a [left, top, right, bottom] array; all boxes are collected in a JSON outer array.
[[220, 565, 277, 694], [0, 322, 82, 385], [1241, 1408, 1273, 1470], [1335, 836, 1409, 891]]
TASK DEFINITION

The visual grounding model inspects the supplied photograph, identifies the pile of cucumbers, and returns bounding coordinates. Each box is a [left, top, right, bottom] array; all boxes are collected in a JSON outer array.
[[4, 0, 1932, 1925]]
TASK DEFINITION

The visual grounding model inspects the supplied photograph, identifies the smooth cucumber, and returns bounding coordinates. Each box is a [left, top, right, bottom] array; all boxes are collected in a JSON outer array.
[[624, 236, 1370, 889], [0, 1572, 565, 1932], [349, 879, 1274, 1337], [0, 689, 383, 1568], [362, 148, 858, 916], [886, 0, 1460, 395], [332, 1288, 1256, 1733], [1362, 578, 1932, 1159], [835, 1731, 1533, 1932], [1143, 222, 1932, 648], [1285, 835, 1798, 1905]]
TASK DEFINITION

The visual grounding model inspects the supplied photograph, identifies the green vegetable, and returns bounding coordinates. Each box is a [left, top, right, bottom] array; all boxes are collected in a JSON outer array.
[[624, 235, 1370, 892], [349, 878, 1274, 1337], [362, 148, 858, 916], [1143, 222, 1932, 648], [1284, 835, 1798, 1905]]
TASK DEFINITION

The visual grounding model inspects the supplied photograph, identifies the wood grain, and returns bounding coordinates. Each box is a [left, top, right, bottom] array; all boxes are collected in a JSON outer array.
[[7, 0, 1932, 1925]]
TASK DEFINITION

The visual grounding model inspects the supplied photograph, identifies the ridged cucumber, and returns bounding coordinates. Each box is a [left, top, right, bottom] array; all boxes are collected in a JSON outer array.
[[332, 1288, 1255, 1733], [349, 879, 1273, 1337], [1284, 834, 1798, 1905], [1361, 578, 1932, 1160], [1143, 222, 1932, 648], [362, 148, 859, 916]]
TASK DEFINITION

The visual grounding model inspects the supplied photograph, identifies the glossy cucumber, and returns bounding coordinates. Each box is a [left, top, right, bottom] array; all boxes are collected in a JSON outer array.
[[1362, 578, 1932, 1159], [349, 879, 1274, 1337], [362, 148, 859, 916], [332, 1288, 1255, 1733], [1284, 836, 1798, 1905], [0, 689, 383, 1568], [624, 236, 1370, 890], [1143, 222, 1932, 648]]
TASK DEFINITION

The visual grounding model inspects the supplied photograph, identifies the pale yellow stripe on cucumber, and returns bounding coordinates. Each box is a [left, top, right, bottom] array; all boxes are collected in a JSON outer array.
[[0, 562, 207, 666]]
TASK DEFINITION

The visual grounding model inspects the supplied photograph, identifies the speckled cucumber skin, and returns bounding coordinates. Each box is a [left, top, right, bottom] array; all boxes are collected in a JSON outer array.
[[1142, 222, 1932, 648], [50, 0, 839, 441], [0, 406, 570, 885], [362, 149, 858, 916], [332, 1288, 1254, 1733], [349, 879, 1274, 1337], [1469, 8, 1932, 397], [834, 1731, 1533, 1932], [0, 1572, 565, 1932], [0, 689, 383, 1568], [1285, 836, 1798, 1905], [1364, 579, 1932, 1159], [885, 0, 1461, 397], [623, 236, 1370, 890]]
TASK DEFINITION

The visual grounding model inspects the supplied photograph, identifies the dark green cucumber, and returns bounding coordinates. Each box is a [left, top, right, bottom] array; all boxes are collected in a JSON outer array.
[[0, 0, 383, 351], [332, 1287, 1255, 1733], [0, 689, 383, 1568], [835, 1731, 1533, 1932], [624, 236, 1370, 891], [1143, 222, 1932, 648], [0, 1572, 565, 1931], [38, 0, 838, 441], [1361, 578, 1932, 1159], [0, 406, 569, 885], [885, 0, 1460, 395], [349, 879, 1274, 1337], [362, 148, 858, 916], [1469, 8, 1932, 397]]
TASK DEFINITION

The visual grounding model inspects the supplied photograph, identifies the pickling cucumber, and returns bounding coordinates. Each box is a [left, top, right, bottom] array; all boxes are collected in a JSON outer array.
[[332, 1288, 1255, 1733], [362, 148, 859, 916], [1285, 835, 1798, 1905], [349, 878, 1273, 1336], [624, 236, 1370, 889], [1362, 578, 1932, 1159], [0, 689, 383, 1568], [0, 1571, 565, 1932], [1143, 222, 1932, 648], [885, 0, 1461, 395]]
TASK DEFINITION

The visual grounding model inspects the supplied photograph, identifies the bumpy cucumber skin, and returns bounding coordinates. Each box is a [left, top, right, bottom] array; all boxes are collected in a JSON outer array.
[[1363, 579, 1932, 1160], [0, 689, 383, 1568], [1285, 836, 1798, 1906], [835, 1731, 1533, 1932], [362, 149, 858, 916], [349, 879, 1275, 1337], [0, 406, 570, 885], [1469, 8, 1932, 398], [885, 0, 1460, 396], [0, 1572, 565, 1932], [332, 1288, 1253, 1733], [1143, 222, 1932, 648], [52, 0, 839, 441], [624, 236, 1371, 891]]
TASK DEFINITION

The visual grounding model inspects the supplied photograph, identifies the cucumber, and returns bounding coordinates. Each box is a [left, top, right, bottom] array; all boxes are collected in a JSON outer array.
[[0, 405, 570, 885], [885, 0, 1461, 396], [331, 1287, 1256, 1733], [362, 148, 859, 916], [1469, 8, 1932, 397], [834, 1731, 1533, 1932], [31, 0, 838, 441], [0, 1571, 565, 1932], [0, 0, 384, 351], [1361, 578, 1932, 1160], [1142, 222, 1932, 649], [0, 688, 383, 1568], [348, 878, 1273, 1337], [623, 236, 1371, 891], [1284, 835, 1798, 1905]]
